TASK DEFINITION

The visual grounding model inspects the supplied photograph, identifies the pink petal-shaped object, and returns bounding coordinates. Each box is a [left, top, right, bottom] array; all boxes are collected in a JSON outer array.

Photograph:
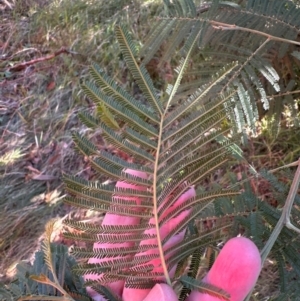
[[85, 169, 148, 300], [186, 237, 261, 301], [122, 187, 196, 301], [143, 284, 178, 301]]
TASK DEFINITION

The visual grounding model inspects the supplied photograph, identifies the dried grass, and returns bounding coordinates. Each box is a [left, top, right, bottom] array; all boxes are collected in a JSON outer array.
[[0, 1, 299, 299], [0, 0, 161, 282]]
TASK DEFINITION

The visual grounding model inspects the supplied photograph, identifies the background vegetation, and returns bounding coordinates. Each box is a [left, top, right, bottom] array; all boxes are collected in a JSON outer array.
[[1, 0, 300, 300], [0, 0, 161, 281]]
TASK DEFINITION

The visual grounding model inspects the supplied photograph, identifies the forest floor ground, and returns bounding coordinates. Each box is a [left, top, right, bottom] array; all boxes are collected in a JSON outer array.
[[1, 0, 300, 300], [0, 0, 162, 281]]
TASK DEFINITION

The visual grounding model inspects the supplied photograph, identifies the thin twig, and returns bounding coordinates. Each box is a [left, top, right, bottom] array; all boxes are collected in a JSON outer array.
[[153, 116, 171, 286], [159, 17, 300, 47], [210, 20, 300, 46], [283, 159, 300, 234], [268, 89, 300, 98], [220, 37, 270, 94], [245, 158, 300, 301], [261, 157, 300, 260], [227, 159, 300, 190], [18, 296, 72, 301], [7, 47, 75, 72]]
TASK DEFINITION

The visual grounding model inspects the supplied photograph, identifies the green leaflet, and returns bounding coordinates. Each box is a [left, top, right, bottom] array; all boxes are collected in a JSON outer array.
[[62, 0, 300, 299], [64, 23, 240, 292]]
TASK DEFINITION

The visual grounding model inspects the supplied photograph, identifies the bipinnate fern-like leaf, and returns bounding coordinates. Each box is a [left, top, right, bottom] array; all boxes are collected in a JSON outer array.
[[0, 220, 91, 301], [143, 0, 300, 135], [63, 23, 241, 300], [218, 168, 300, 300], [179, 276, 230, 301]]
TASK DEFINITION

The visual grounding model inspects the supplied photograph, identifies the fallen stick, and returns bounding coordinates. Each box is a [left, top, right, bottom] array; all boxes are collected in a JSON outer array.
[[8, 47, 74, 72]]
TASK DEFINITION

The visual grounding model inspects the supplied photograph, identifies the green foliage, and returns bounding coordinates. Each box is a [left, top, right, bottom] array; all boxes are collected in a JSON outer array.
[[64, 21, 241, 293], [61, 0, 300, 299], [230, 169, 300, 300], [63, 20, 239, 301], [6, 0, 300, 300], [0, 220, 91, 301], [143, 0, 300, 135]]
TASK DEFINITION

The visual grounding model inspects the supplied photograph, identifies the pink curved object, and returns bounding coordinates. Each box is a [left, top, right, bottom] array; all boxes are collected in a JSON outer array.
[[85, 169, 148, 300], [186, 237, 261, 301], [143, 283, 178, 301], [84, 169, 261, 301], [122, 187, 196, 301]]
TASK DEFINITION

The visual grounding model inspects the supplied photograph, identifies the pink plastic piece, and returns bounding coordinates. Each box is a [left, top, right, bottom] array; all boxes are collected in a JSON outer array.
[[84, 168, 261, 301], [143, 284, 178, 301], [85, 169, 148, 300], [186, 237, 261, 301], [122, 187, 196, 301]]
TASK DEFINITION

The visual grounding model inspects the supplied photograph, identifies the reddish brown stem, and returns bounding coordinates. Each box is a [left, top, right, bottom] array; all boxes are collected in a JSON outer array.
[[8, 47, 71, 72]]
